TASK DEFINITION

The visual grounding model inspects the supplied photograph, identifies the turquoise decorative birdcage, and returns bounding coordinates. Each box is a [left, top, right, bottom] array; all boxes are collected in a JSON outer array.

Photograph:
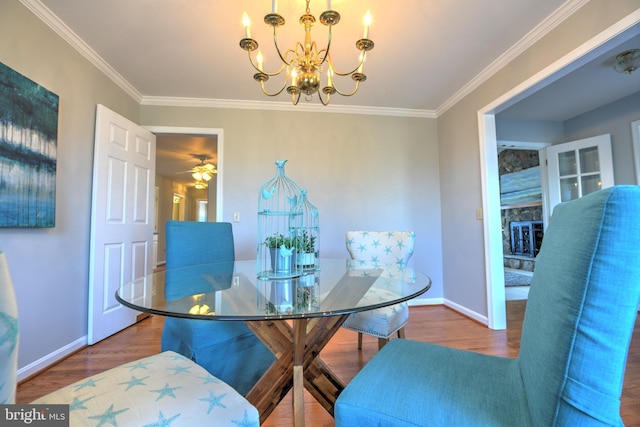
[[257, 160, 303, 279], [291, 189, 320, 271]]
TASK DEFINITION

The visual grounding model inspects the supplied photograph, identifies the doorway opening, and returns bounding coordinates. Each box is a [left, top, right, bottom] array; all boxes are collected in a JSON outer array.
[[478, 16, 640, 330], [145, 126, 224, 267], [172, 193, 185, 220]]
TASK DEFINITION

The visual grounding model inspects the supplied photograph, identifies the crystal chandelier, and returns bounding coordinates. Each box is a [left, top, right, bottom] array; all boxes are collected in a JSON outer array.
[[239, 0, 374, 106]]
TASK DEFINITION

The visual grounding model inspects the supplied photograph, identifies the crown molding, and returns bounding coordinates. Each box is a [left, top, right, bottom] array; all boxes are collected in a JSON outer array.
[[20, 0, 143, 103], [22, 0, 587, 119], [140, 96, 437, 118], [435, 0, 589, 117], [19, 0, 434, 118]]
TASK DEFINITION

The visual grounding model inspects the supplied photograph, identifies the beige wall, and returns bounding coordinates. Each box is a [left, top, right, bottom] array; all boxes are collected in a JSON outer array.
[[438, 0, 640, 316], [140, 107, 444, 292], [0, 1, 140, 370]]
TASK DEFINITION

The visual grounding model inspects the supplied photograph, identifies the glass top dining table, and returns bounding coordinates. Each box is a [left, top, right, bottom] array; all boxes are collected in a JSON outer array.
[[116, 258, 431, 321], [115, 258, 431, 427]]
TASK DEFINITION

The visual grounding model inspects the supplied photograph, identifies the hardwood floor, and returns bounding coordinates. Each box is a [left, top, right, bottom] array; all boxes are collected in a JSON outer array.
[[17, 301, 640, 426]]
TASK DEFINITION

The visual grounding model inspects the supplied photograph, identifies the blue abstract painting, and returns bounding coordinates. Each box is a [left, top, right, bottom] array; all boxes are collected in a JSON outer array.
[[0, 62, 58, 228]]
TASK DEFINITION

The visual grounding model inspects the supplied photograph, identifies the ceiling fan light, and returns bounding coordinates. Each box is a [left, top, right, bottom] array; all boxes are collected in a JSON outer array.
[[194, 180, 207, 189], [192, 171, 203, 181], [613, 48, 639, 74]]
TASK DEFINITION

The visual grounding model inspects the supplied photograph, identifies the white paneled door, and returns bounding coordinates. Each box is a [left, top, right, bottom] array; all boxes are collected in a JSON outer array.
[[88, 105, 156, 344], [546, 134, 614, 215]]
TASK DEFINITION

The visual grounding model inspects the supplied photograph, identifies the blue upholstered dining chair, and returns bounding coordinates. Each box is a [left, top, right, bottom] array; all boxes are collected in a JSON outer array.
[[344, 231, 415, 350], [336, 186, 640, 426], [161, 221, 274, 396], [0, 251, 260, 426]]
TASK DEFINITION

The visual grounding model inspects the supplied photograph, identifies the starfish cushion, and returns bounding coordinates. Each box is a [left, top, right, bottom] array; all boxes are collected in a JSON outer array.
[[31, 351, 259, 427]]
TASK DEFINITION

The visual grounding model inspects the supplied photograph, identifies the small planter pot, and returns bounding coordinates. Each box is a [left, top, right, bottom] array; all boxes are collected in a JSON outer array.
[[296, 252, 316, 269], [269, 279, 294, 314], [270, 247, 297, 274]]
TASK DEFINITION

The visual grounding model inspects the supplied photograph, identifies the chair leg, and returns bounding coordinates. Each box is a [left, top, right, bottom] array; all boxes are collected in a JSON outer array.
[[378, 338, 390, 350], [397, 327, 406, 339], [358, 328, 404, 351]]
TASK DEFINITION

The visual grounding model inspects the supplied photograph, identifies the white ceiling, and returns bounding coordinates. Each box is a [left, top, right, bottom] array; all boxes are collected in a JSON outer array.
[[155, 134, 218, 186], [33, 0, 576, 112], [24, 0, 640, 183], [498, 30, 640, 121]]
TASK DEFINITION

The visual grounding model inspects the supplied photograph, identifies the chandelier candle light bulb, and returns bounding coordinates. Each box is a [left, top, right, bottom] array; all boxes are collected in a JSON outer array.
[[363, 11, 371, 39], [242, 13, 251, 38], [257, 51, 264, 71]]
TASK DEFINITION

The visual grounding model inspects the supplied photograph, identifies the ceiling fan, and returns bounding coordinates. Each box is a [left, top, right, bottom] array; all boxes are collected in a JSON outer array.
[[178, 154, 217, 188]]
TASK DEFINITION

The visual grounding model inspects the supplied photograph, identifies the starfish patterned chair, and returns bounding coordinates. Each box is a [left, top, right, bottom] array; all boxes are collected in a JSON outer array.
[[161, 221, 274, 396], [336, 186, 640, 426], [344, 230, 415, 350], [0, 250, 260, 426]]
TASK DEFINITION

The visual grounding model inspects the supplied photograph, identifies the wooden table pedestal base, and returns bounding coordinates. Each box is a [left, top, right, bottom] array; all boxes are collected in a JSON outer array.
[[244, 314, 349, 427]]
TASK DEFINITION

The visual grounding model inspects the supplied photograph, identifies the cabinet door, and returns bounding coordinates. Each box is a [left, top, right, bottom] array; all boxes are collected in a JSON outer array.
[[546, 134, 614, 213]]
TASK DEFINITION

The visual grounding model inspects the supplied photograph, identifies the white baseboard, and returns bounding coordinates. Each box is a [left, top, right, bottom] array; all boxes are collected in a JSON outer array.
[[408, 297, 443, 306], [18, 336, 87, 382], [443, 298, 488, 326], [409, 297, 489, 326]]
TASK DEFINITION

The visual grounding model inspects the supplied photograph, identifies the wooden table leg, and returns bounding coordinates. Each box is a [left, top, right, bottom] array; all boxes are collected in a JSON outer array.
[[301, 315, 347, 415], [293, 319, 307, 427], [244, 321, 294, 422], [244, 314, 349, 426]]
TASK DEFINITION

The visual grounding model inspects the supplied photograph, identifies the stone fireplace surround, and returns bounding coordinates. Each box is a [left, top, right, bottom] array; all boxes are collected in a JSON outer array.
[[499, 149, 542, 273], [502, 206, 543, 272]]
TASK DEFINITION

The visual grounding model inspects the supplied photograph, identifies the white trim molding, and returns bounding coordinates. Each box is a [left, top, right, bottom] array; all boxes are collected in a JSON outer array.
[[17, 337, 86, 382], [140, 96, 436, 119], [444, 299, 488, 326], [478, 10, 640, 332], [632, 119, 640, 184], [22, 0, 586, 119], [436, 0, 589, 116], [144, 126, 225, 222], [20, 0, 143, 103]]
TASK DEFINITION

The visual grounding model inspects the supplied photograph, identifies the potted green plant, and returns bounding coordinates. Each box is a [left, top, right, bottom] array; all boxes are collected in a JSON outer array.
[[294, 230, 317, 269], [264, 234, 297, 274]]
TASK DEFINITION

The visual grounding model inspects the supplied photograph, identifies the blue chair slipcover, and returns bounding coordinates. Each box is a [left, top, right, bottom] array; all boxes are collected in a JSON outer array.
[[161, 221, 274, 396], [336, 186, 640, 426], [0, 251, 259, 426], [344, 231, 415, 350]]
